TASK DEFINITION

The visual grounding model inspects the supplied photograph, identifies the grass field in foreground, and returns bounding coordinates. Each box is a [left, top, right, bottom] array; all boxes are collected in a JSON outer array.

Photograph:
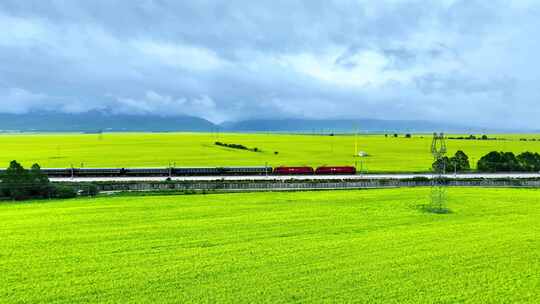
[[1, 188, 539, 303], [1, 133, 540, 172]]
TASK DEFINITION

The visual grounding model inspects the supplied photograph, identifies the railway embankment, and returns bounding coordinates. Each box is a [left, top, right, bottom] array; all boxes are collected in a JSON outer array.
[[58, 177, 540, 193]]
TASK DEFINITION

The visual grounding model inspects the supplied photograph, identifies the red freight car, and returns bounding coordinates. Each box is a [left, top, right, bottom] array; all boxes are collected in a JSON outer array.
[[315, 166, 357, 175], [273, 166, 315, 175]]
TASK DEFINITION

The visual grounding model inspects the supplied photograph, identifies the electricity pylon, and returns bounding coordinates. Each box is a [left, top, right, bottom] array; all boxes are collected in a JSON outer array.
[[430, 132, 448, 212]]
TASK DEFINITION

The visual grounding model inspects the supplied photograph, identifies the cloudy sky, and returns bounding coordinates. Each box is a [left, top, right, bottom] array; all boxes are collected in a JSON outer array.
[[0, 1, 539, 127]]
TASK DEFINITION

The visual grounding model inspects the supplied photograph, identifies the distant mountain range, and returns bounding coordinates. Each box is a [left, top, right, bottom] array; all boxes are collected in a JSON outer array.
[[0, 112, 216, 132], [0, 111, 498, 133], [220, 119, 481, 133]]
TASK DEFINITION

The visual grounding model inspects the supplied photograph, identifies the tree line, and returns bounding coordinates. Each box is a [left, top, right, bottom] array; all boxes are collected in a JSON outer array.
[[215, 141, 260, 152], [432, 151, 540, 173], [0, 161, 98, 201], [477, 151, 540, 172], [447, 135, 497, 140]]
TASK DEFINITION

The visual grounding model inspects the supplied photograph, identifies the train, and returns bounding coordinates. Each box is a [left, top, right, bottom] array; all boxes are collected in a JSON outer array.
[[0, 166, 357, 177]]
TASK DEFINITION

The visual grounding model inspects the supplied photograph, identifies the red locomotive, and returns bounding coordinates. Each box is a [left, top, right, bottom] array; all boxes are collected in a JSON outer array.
[[315, 166, 356, 175], [273, 166, 315, 175]]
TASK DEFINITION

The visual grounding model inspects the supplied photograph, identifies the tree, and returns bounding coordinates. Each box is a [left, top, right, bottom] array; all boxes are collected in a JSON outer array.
[[0, 161, 79, 200], [28, 164, 51, 198], [405, 134, 412, 138], [1, 161, 31, 200], [501, 152, 521, 171], [478, 151, 499, 172], [517, 152, 540, 172], [477, 151, 522, 172], [431, 151, 470, 173], [432, 156, 449, 173], [452, 150, 471, 171]]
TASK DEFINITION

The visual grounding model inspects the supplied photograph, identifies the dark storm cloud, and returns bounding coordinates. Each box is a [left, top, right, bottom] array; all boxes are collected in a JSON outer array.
[[0, 0, 539, 127]]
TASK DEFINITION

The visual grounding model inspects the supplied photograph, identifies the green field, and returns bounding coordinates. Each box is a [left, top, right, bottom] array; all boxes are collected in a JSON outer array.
[[1, 188, 539, 303], [1, 133, 540, 172]]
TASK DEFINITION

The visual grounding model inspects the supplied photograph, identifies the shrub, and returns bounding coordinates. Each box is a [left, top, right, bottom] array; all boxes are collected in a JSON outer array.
[[52, 185, 77, 199], [79, 183, 100, 196]]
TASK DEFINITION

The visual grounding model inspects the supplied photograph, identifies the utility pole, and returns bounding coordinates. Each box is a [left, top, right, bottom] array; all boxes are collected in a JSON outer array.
[[354, 126, 359, 157], [330, 130, 334, 154]]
